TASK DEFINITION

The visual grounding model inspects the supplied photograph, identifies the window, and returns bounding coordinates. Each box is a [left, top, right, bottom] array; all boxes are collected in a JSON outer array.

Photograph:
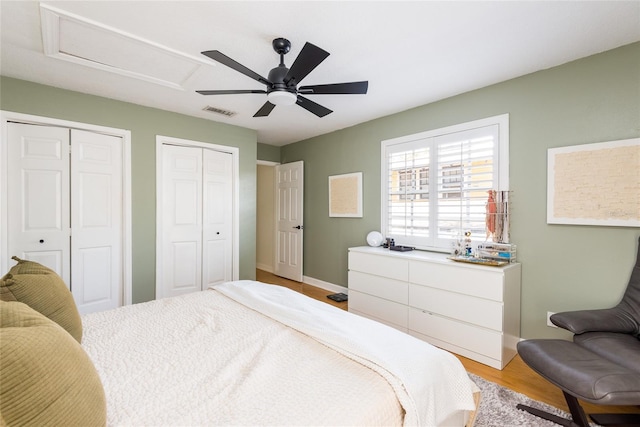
[[381, 114, 509, 251]]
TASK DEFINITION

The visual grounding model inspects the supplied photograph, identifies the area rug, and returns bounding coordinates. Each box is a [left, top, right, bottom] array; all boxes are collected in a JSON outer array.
[[469, 373, 584, 427]]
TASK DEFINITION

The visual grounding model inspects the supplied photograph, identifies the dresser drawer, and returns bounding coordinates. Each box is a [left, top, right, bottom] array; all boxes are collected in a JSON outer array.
[[408, 308, 502, 360], [349, 309, 408, 333], [349, 251, 409, 281], [409, 284, 503, 331], [409, 260, 504, 301], [349, 290, 408, 328], [348, 271, 409, 304]]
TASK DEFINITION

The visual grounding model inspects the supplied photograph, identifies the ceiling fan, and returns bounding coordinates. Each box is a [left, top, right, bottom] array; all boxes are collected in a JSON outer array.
[[196, 38, 368, 118]]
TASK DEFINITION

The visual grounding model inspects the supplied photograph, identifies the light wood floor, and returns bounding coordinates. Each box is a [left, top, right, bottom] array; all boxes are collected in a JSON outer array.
[[256, 269, 638, 418]]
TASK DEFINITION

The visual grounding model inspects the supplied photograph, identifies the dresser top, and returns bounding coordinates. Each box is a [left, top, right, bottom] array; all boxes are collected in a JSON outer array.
[[348, 246, 520, 271]]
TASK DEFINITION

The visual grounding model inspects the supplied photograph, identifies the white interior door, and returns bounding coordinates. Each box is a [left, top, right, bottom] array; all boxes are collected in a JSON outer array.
[[70, 129, 123, 313], [6, 123, 124, 314], [275, 161, 304, 282], [7, 123, 71, 285], [160, 144, 233, 299]]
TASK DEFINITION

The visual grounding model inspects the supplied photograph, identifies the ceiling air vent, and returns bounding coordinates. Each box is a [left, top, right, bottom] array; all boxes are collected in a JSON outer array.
[[203, 106, 237, 117]]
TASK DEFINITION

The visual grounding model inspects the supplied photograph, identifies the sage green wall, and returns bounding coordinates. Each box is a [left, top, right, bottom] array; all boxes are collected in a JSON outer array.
[[281, 42, 640, 339], [257, 142, 281, 162], [1, 76, 258, 304]]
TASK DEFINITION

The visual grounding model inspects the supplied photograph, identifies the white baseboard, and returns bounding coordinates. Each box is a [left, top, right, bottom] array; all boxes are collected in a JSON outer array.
[[303, 275, 348, 294], [256, 263, 273, 273]]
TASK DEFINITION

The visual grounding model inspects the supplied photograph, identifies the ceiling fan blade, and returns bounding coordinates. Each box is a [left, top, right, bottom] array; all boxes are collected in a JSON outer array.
[[254, 101, 276, 117], [298, 81, 369, 95], [296, 96, 332, 117], [196, 89, 267, 95], [201, 50, 271, 86], [283, 42, 330, 87]]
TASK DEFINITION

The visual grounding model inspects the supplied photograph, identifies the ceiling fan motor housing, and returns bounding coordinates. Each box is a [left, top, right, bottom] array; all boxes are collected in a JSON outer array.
[[267, 64, 297, 105], [267, 65, 295, 94]]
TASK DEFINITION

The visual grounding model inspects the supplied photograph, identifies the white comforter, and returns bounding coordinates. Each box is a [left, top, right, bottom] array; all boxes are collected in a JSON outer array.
[[82, 281, 475, 426], [216, 281, 476, 426]]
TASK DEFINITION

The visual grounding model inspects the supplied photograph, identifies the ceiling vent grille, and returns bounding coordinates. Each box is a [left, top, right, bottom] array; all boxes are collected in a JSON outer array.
[[203, 106, 237, 117]]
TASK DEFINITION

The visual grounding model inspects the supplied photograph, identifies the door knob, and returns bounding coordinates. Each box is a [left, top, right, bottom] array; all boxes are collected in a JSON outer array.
[[39, 239, 44, 243], [293, 225, 304, 230]]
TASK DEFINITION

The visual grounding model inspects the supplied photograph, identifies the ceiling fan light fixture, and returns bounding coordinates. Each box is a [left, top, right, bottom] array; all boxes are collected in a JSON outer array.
[[267, 90, 297, 106]]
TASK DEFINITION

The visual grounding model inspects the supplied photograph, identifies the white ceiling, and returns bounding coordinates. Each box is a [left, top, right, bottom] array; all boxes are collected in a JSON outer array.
[[2, 1, 639, 146]]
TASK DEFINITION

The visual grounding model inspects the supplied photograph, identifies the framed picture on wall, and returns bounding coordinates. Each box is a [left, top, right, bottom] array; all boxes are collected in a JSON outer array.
[[329, 172, 363, 218], [547, 138, 640, 227]]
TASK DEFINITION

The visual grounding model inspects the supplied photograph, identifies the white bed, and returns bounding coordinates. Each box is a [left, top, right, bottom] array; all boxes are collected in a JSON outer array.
[[81, 280, 477, 426]]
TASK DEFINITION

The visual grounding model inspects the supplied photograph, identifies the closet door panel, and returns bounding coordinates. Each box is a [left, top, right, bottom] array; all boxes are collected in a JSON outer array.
[[77, 246, 111, 302], [202, 149, 232, 288], [171, 241, 199, 290], [7, 123, 71, 285], [204, 240, 226, 287], [71, 129, 122, 314], [161, 145, 203, 297]]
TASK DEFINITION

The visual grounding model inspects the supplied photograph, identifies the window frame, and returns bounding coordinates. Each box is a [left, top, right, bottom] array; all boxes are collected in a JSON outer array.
[[380, 114, 509, 252]]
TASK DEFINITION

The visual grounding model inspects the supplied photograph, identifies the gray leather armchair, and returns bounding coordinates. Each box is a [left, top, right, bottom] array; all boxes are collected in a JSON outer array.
[[517, 237, 640, 426]]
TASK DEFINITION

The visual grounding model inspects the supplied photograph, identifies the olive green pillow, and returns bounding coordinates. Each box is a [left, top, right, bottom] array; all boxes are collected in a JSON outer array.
[[0, 301, 106, 426], [0, 256, 82, 342]]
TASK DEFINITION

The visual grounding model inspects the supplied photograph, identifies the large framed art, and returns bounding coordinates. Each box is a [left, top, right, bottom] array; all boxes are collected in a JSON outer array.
[[547, 138, 639, 227]]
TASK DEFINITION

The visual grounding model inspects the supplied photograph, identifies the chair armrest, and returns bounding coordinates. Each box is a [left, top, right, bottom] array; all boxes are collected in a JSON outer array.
[[550, 308, 637, 334]]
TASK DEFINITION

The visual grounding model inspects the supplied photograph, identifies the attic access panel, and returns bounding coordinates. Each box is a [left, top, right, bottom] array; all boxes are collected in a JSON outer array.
[[40, 4, 209, 90]]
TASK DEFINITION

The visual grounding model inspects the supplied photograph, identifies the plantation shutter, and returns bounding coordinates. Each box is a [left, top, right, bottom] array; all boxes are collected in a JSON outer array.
[[386, 140, 430, 242], [383, 123, 500, 250], [433, 125, 498, 246]]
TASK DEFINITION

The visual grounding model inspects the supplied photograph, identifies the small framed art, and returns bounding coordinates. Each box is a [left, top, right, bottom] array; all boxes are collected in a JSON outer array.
[[329, 172, 363, 218]]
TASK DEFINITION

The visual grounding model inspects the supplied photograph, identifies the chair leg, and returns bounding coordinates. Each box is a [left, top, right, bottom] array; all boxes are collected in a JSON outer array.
[[563, 392, 592, 427], [516, 403, 579, 426], [516, 392, 590, 427]]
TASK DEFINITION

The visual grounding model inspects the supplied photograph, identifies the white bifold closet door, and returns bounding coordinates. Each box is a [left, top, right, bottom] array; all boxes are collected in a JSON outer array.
[[160, 144, 233, 299], [7, 123, 123, 314]]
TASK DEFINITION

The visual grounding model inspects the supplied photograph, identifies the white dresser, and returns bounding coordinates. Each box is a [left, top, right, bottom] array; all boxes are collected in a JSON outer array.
[[348, 246, 521, 370]]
